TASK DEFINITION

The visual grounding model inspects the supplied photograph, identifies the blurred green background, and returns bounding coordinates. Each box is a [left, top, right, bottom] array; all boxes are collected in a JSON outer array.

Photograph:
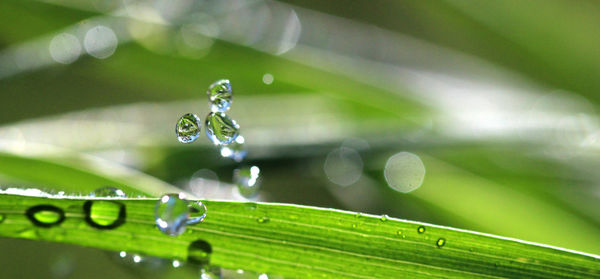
[[1, 0, 600, 278]]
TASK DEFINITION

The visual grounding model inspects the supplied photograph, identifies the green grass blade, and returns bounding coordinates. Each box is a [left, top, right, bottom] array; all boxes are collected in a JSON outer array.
[[0, 193, 598, 278]]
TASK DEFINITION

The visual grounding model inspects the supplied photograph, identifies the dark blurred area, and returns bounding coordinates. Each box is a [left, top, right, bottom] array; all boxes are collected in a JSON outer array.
[[1, 0, 600, 278]]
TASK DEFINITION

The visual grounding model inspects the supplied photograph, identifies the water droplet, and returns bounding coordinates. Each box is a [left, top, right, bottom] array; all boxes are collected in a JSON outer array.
[[220, 135, 247, 162], [258, 273, 269, 279], [436, 238, 446, 248], [257, 216, 269, 223], [0, 214, 5, 224], [207, 79, 233, 112], [83, 200, 126, 229], [380, 215, 389, 222], [188, 239, 212, 265], [26, 205, 65, 227], [176, 113, 202, 143], [172, 259, 182, 268], [417, 226, 426, 234], [186, 201, 207, 225], [205, 112, 240, 145], [155, 193, 190, 236], [234, 165, 261, 198], [89, 187, 126, 198]]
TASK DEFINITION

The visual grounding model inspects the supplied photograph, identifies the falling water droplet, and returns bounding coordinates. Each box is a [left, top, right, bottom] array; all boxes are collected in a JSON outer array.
[[26, 205, 65, 227], [155, 193, 190, 236], [257, 216, 269, 223], [207, 79, 233, 112], [186, 201, 207, 225], [417, 226, 426, 234], [188, 239, 212, 265], [0, 214, 5, 224], [234, 165, 261, 198], [380, 215, 389, 222], [83, 200, 126, 229], [205, 112, 240, 145], [89, 187, 126, 198], [176, 113, 202, 143], [436, 238, 446, 248], [220, 135, 247, 162]]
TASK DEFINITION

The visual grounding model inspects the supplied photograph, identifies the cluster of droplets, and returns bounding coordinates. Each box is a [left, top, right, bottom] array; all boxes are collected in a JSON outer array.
[[154, 192, 207, 236], [175, 79, 262, 199]]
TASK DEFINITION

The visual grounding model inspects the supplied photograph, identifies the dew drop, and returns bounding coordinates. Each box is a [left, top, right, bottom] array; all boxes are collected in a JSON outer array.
[[0, 214, 5, 224], [83, 200, 126, 229], [176, 113, 202, 143], [257, 216, 269, 223], [89, 186, 126, 198], [205, 112, 240, 145], [186, 201, 207, 225], [380, 215, 389, 222], [155, 193, 190, 236], [207, 79, 233, 112], [220, 135, 247, 162], [436, 238, 446, 248], [188, 239, 212, 265], [26, 205, 65, 227], [417, 226, 426, 234], [234, 165, 261, 198]]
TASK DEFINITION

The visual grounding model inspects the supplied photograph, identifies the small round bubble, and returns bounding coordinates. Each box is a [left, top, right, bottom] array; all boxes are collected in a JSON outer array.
[[186, 201, 207, 225], [207, 79, 233, 112], [205, 112, 240, 145]]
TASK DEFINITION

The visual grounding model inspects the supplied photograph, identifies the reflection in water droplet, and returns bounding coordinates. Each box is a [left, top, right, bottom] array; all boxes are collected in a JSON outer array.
[[323, 147, 363, 187], [26, 205, 65, 227], [205, 112, 240, 145], [83, 25, 118, 59], [220, 135, 247, 162], [234, 165, 261, 198], [257, 216, 269, 223], [186, 201, 207, 225], [89, 187, 126, 198], [155, 193, 190, 236], [380, 215, 389, 222], [84, 200, 126, 229], [384, 152, 426, 193], [417, 226, 426, 234], [176, 113, 202, 143], [49, 33, 81, 64], [436, 238, 446, 248], [207, 79, 233, 112], [188, 239, 212, 265]]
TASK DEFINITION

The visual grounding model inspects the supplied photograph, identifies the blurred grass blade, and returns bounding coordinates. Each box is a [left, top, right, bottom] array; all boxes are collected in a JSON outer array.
[[0, 193, 598, 278]]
